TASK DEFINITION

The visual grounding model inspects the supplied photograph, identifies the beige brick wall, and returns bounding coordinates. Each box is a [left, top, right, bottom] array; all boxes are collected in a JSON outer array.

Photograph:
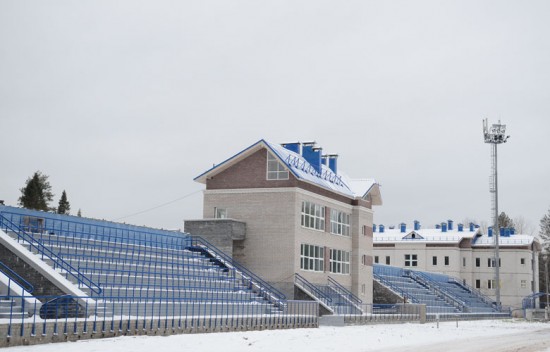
[[204, 187, 375, 303]]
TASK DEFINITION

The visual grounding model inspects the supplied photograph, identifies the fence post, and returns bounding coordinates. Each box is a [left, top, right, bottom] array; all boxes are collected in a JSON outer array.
[[419, 304, 426, 324]]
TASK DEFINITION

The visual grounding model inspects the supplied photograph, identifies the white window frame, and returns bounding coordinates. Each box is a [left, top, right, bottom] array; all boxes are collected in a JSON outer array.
[[330, 249, 350, 274], [300, 244, 324, 272], [488, 279, 496, 290], [266, 152, 289, 180], [214, 207, 227, 219], [404, 254, 418, 267], [330, 209, 350, 236], [520, 280, 527, 289], [301, 201, 325, 231]]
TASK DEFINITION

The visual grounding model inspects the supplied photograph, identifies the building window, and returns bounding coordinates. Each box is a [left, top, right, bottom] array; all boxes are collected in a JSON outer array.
[[488, 279, 496, 290], [214, 207, 227, 219], [475, 279, 481, 289], [330, 249, 350, 274], [462, 257, 466, 267], [404, 254, 418, 267], [266, 152, 289, 180], [444, 256, 450, 266], [521, 280, 527, 289], [488, 258, 501, 268], [330, 209, 350, 236], [475, 258, 480, 267], [521, 258, 526, 265], [362, 254, 368, 265], [432, 256, 437, 266], [301, 201, 325, 231], [385, 256, 391, 265], [300, 244, 324, 272], [374, 256, 379, 264], [361, 284, 366, 295]]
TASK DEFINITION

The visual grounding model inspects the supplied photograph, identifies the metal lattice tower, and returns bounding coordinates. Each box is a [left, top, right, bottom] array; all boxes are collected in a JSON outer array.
[[483, 118, 510, 309]]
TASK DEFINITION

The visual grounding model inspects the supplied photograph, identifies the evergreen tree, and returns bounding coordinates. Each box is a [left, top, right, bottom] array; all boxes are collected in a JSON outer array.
[[497, 212, 514, 229], [77, 209, 82, 217], [539, 208, 550, 253], [18, 171, 54, 211], [57, 190, 71, 215]]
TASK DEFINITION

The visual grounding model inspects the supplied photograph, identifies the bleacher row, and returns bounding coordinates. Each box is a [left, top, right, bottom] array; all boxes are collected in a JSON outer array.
[[0, 207, 300, 322], [374, 264, 497, 314]]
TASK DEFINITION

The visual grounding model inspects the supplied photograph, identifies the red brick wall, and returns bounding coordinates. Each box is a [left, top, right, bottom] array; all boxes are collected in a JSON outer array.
[[205, 147, 372, 209]]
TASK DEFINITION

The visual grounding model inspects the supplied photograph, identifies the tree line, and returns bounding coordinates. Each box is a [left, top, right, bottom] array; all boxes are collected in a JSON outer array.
[[18, 170, 81, 216]]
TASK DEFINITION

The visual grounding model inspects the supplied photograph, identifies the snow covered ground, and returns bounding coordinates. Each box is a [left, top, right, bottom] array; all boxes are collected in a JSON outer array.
[[3, 319, 550, 352]]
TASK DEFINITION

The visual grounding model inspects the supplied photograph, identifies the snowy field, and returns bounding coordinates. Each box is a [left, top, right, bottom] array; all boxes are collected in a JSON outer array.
[[3, 319, 550, 352]]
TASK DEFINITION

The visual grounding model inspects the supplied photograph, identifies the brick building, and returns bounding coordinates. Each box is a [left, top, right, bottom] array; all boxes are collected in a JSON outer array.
[[186, 139, 382, 302]]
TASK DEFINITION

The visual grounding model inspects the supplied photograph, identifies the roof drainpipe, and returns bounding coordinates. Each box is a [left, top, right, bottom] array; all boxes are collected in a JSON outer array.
[[379, 224, 385, 233], [448, 220, 453, 231], [441, 222, 447, 232], [414, 220, 420, 231], [281, 142, 301, 154], [328, 154, 338, 174], [400, 223, 406, 233]]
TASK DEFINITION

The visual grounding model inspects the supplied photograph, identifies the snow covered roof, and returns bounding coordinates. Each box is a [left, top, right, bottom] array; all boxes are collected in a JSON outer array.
[[374, 227, 537, 247], [194, 139, 381, 203]]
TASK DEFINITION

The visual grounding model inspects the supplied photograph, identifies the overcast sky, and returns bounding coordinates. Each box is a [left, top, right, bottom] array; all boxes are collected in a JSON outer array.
[[1, 1, 549, 234]]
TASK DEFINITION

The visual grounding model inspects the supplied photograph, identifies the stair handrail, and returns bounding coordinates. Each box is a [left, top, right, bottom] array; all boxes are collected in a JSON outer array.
[[0, 261, 34, 294], [0, 214, 102, 295], [327, 276, 362, 307], [294, 273, 333, 307], [447, 276, 496, 309], [408, 271, 467, 311], [372, 272, 419, 304], [187, 236, 286, 307]]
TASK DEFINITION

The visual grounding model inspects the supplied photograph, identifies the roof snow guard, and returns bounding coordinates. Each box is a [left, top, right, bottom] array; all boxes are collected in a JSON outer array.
[[194, 139, 382, 204]]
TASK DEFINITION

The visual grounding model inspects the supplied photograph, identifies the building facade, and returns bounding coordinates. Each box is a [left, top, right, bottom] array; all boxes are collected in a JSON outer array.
[[373, 221, 540, 308], [188, 140, 382, 302]]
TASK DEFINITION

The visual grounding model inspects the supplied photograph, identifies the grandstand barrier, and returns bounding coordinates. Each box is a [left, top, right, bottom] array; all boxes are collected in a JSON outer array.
[[0, 294, 319, 348]]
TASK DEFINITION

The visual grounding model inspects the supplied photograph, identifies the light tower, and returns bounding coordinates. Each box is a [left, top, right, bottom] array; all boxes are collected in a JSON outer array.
[[483, 119, 510, 309]]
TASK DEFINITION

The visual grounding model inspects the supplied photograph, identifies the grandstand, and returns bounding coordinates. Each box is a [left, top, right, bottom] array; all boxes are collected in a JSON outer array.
[[374, 264, 501, 315], [0, 205, 317, 347]]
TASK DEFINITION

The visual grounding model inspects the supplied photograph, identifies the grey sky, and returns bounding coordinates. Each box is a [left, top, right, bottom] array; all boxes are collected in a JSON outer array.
[[1, 1, 549, 233]]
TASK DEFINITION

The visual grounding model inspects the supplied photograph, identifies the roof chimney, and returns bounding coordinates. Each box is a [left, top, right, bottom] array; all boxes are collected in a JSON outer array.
[[400, 223, 406, 233], [373, 224, 377, 233], [447, 220, 453, 231], [414, 220, 420, 231], [458, 223, 464, 232], [488, 227, 493, 237], [379, 224, 385, 233], [469, 222, 475, 232], [281, 142, 301, 154], [510, 228, 515, 235], [328, 154, 338, 174], [302, 142, 322, 174], [441, 222, 447, 232]]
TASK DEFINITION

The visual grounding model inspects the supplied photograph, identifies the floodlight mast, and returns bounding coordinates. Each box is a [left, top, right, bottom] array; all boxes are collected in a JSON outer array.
[[483, 118, 509, 310]]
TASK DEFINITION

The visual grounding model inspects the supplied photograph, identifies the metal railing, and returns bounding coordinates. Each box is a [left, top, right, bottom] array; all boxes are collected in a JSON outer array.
[[0, 214, 102, 295], [326, 277, 362, 308], [0, 261, 34, 294], [0, 294, 318, 341], [294, 274, 333, 310], [187, 237, 286, 308]]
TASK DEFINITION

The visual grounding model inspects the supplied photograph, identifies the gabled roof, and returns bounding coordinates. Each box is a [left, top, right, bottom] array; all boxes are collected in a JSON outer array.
[[194, 139, 382, 203]]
